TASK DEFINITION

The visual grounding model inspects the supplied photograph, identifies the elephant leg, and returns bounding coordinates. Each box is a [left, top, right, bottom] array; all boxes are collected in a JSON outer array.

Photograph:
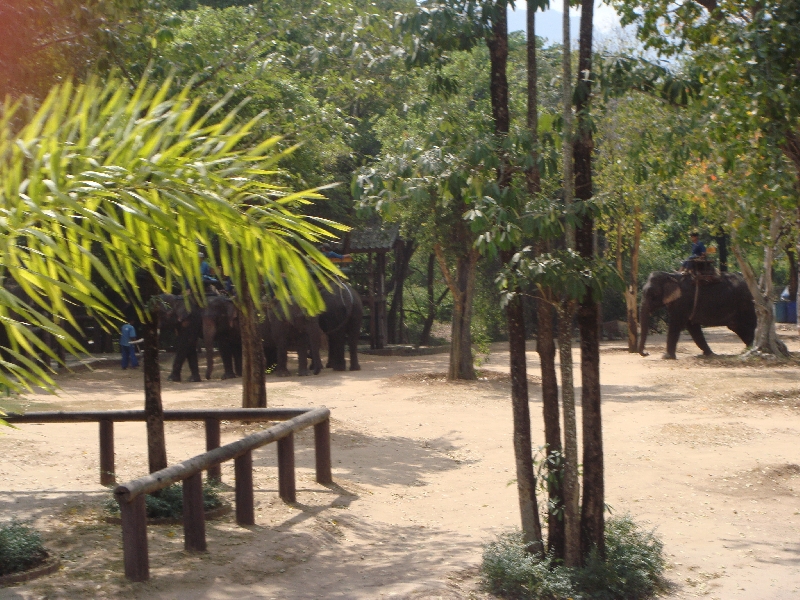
[[296, 338, 310, 376], [687, 322, 713, 356], [203, 318, 216, 380], [347, 323, 361, 372], [219, 335, 236, 379], [274, 337, 291, 377], [187, 345, 201, 382], [663, 321, 682, 359], [309, 326, 323, 375], [730, 323, 755, 347], [168, 336, 185, 382], [328, 332, 347, 371]]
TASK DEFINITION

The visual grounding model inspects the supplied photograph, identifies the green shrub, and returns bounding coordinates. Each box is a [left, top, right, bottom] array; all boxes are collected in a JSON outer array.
[[106, 480, 223, 520], [0, 521, 48, 576], [481, 515, 666, 600]]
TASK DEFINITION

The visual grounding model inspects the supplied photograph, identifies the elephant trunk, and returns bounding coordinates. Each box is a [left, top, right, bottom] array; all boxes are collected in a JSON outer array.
[[638, 300, 651, 356]]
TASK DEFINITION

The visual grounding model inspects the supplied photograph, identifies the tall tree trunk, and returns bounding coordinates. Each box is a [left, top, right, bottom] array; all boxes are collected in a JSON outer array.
[[435, 244, 478, 380], [732, 212, 789, 357], [787, 247, 797, 300], [488, 0, 543, 552], [536, 291, 564, 557], [562, 0, 575, 249], [623, 213, 641, 352], [141, 274, 167, 473], [420, 254, 437, 346], [574, 0, 605, 561], [240, 274, 267, 408], [557, 301, 580, 566], [387, 239, 416, 344]]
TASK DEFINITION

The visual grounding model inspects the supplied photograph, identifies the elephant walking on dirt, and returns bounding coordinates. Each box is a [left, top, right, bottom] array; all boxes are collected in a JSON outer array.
[[260, 303, 323, 377], [319, 281, 362, 371], [638, 271, 756, 359]]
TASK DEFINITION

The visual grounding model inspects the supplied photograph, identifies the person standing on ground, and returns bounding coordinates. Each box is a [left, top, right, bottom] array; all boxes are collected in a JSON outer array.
[[120, 321, 142, 369]]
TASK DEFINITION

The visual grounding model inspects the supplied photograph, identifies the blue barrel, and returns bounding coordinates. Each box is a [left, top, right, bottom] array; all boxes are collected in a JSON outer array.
[[788, 301, 798, 324], [774, 302, 787, 323]]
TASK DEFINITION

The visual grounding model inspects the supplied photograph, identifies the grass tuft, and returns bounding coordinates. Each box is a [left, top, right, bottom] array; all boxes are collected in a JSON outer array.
[[481, 515, 666, 599], [0, 520, 48, 576], [106, 480, 224, 520]]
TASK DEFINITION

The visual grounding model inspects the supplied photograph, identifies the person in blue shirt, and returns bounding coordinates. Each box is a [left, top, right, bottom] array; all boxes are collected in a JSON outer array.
[[320, 243, 350, 260], [120, 321, 141, 369], [682, 232, 707, 270]]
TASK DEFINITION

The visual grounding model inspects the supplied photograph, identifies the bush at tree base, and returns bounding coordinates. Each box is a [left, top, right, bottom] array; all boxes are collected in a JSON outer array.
[[481, 515, 666, 599], [105, 481, 223, 520], [0, 521, 47, 576]]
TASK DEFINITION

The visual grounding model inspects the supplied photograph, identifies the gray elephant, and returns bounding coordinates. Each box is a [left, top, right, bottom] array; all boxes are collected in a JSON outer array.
[[155, 294, 242, 381], [319, 281, 362, 371], [638, 271, 756, 359], [154, 294, 203, 382], [259, 301, 323, 377]]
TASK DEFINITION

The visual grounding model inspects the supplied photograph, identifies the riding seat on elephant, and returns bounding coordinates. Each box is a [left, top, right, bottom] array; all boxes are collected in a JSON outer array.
[[638, 270, 757, 359]]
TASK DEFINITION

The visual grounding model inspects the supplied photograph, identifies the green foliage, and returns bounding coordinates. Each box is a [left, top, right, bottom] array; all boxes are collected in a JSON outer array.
[[105, 481, 223, 520], [0, 520, 47, 576], [481, 515, 666, 600], [0, 74, 345, 395]]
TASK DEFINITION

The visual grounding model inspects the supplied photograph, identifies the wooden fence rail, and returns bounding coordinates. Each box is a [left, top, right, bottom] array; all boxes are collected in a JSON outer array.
[[5, 407, 333, 582], [4, 408, 314, 485]]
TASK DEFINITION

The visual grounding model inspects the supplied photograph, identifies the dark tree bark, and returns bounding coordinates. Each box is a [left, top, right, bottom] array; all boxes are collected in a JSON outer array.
[[536, 292, 565, 558], [787, 247, 797, 300], [489, 0, 543, 553], [140, 273, 167, 474], [239, 273, 267, 408], [436, 241, 478, 380], [387, 239, 416, 344], [574, 0, 605, 560], [419, 253, 449, 346]]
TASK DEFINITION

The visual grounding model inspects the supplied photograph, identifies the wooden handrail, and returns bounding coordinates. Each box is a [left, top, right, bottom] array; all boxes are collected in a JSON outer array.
[[4, 408, 311, 423], [114, 407, 329, 502]]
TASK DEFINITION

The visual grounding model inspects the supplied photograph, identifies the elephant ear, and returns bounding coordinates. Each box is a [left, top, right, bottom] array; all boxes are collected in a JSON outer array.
[[663, 279, 682, 305]]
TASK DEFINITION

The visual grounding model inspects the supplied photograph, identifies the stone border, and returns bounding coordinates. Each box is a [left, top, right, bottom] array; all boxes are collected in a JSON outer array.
[[104, 502, 231, 525], [0, 553, 61, 587]]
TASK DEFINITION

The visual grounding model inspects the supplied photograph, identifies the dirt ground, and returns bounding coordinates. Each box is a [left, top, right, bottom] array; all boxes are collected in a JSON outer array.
[[1, 327, 800, 600]]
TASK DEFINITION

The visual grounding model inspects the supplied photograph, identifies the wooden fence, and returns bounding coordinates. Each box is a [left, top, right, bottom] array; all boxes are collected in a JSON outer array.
[[5, 407, 332, 581]]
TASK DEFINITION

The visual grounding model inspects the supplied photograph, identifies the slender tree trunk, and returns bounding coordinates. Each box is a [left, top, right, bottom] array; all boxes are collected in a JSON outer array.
[[141, 274, 167, 473], [387, 239, 416, 344], [787, 247, 797, 299], [240, 274, 267, 408], [142, 320, 167, 473], [536, 291, 564, 557], [624, 214, 641, 352], [435, 244, 478, 380], [732, 213, 789, 357], [562, 0, 575, 249], [556, 301, 580, 566], [574, 0, 605, 560], [420, 254, 437, 346]]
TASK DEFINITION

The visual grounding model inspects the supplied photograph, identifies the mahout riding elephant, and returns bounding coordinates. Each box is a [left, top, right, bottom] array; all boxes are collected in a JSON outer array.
[[319, 281, 362, 371], [638, 271, 756, 359], [259, 301, 323, 377]]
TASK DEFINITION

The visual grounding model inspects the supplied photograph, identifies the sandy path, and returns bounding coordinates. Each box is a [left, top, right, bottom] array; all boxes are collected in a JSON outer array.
[[1, 328, 799, 599]]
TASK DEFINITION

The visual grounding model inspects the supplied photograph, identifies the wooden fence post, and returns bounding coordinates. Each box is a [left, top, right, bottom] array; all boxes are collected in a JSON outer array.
[[182, 472, 207, 552], [234, 450, 254, 525], [278, 432, 296, 503], [314, 419, 332, 484], [120, 494, 148, 581], [205, 418, 221, 482], [99, 419, 115, 486]]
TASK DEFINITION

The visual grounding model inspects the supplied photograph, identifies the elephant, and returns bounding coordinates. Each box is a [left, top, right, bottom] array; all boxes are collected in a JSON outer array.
[[155, 293, 242, 381], [259, 301, 323, 377], [201, 295, 241, 380], [319, 281, 362, 371], [638, 271, 756, 359], [154, 294, 203, 382]]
